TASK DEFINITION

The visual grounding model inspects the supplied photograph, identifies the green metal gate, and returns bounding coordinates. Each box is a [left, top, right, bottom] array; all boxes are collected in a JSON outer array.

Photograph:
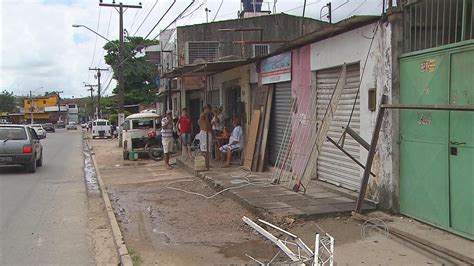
[[400, 41, 473, 240]]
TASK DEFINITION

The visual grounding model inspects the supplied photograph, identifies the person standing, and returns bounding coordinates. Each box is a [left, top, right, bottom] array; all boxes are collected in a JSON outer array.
[[198, 105, 213, 168], [177, 108, 193, 160], [211, 106, 224, 137], [161, 110, 174, 169]]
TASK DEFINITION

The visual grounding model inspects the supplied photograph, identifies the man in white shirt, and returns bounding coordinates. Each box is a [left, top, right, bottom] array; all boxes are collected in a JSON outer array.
[[161, 110, 174, 169], [219, 117, 243, 167]]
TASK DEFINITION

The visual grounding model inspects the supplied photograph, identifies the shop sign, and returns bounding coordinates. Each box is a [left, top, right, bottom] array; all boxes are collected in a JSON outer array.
[[182, 75, 206, 90], [261, 52, 291, 84]]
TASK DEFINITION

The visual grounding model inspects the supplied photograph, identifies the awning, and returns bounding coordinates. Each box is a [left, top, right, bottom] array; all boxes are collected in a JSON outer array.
[[162, 59, 253, 78], [156, 89, 181, 98]]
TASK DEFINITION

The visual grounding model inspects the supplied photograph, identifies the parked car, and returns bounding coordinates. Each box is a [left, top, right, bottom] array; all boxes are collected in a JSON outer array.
[[57, 121, 65, 128], [66, 122, 77, 130], [42, 123, 55, 133], [81, 123, 88, 129], [0, 124, 43, 173], [91, 119, 112, 139], [31, 124, 47, 139]]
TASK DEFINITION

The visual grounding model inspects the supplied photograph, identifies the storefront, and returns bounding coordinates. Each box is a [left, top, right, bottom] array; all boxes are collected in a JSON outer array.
[[260, 52, 292, 165]]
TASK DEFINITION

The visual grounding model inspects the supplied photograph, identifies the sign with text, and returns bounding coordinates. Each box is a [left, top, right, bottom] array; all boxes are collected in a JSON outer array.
[[260, 52, 291, 84]]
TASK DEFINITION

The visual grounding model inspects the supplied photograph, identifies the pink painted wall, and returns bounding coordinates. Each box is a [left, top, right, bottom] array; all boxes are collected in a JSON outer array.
[[290, 45, 314, 177]]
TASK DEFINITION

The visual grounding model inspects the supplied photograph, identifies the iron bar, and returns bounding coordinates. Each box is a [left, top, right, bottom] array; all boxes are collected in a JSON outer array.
[[419, 2, 423, 50], [326, 136, 376, 177], [443, 0, 446, 45], [471, 0, 474, 39], [461, 0, 467, 41], [425, 0, 428, 49], [355, 95, 387, 213], [430, 0, 434, 48], [414, 3, 418, 50], [455, 0, 459, 42], [380, 104, 474, 111], [436, 0, 440, 47], [344, 126, 370, 151], [409, 4, 413, 51], [449, 0, 452, 44]]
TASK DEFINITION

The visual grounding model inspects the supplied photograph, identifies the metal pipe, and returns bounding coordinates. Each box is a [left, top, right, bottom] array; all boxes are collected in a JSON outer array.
[[430, 0, 434, 48], [424, 0, 428, 49], [380, 104, 474, 111], [455, 0, 459, 42], [344, 126, 370, 151], [436, 0, 439, 47], [414, 3, 417, 51], [326, 136, 376, 177], [443, 0, 446, 45], [448, 0, 452, 44]]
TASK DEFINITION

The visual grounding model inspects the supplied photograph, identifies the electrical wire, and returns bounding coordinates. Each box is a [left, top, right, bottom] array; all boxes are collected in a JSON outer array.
[[90, 7, 102, 69], [98, 8, 114, 68], [133, 0, 159, 36], [152, 0, 196, 40], [212, 0, 224, 22], [165, 170, 273, 199], [128, 8, 141, 34]]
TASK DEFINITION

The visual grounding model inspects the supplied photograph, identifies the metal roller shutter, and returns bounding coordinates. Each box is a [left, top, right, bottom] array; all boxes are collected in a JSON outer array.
[[268, 82, 292, 165], [316, 64, 361, 191]]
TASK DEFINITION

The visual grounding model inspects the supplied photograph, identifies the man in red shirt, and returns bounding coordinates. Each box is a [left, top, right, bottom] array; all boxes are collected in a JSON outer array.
[[177, 108, 193, 160]]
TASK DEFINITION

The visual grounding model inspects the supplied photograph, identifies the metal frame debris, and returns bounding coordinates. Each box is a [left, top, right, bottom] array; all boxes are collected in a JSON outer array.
[[242, 216, 335, 265]]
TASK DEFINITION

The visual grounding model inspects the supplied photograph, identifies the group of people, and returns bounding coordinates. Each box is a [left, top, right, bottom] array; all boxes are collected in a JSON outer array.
[[161, 104, 243, 169]]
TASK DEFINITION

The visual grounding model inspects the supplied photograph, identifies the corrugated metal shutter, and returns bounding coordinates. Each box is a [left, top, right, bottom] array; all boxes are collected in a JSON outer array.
[[316, 64, 361, 191], [268, 82, 292, 165]]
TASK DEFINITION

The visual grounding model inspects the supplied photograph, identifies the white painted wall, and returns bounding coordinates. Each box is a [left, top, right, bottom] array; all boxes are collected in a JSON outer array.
[[310, 22, 395, 205]]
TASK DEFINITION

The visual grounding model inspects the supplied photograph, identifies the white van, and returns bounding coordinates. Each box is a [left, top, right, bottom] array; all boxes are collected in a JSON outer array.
[[91, 119, 112, 139]]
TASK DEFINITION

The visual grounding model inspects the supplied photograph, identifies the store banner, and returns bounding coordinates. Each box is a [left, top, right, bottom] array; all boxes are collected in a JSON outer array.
[[260, 52, 291, 84]]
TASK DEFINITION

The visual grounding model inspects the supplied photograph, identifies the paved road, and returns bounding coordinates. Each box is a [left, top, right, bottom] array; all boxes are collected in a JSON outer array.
[[0, 129, 93, 265]]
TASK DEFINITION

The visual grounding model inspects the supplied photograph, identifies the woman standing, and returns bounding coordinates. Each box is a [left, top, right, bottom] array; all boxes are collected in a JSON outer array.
[[177, 108, 193, 160]]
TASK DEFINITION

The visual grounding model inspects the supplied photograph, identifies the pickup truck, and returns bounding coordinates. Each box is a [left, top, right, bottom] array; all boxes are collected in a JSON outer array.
[[0, 125, 43, 173]]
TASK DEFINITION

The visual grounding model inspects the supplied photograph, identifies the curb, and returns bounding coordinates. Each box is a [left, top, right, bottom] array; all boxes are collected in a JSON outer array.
[[85, 138, 133, 266]]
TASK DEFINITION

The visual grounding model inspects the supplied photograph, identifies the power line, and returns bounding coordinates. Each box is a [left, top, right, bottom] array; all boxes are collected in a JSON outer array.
[[133, 0, 159, 36], [128, 8, 141, 33], [99, 8, 114, 67], [90, 7, 102, 69]]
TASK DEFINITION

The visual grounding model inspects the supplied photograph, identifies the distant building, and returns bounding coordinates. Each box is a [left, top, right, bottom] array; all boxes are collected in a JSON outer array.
[[23, 94, 67, 124]]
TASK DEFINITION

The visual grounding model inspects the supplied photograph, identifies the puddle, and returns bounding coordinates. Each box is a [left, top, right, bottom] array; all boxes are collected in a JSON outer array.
[[218, 240, 278, 261], [83, 140, 100, 194]]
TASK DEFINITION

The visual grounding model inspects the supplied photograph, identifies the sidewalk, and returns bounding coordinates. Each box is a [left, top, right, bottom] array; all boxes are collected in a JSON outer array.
[[176, 157, 375, 220]]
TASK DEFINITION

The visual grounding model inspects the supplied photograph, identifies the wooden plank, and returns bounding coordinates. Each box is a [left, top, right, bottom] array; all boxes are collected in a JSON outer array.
[[243, 110, 261, 169], [257, 86, 274, 172], [252, 87, 269, 171]]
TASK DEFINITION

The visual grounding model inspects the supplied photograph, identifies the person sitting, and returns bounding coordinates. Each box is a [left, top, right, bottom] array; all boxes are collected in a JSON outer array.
[[219, 117, 243, 167]]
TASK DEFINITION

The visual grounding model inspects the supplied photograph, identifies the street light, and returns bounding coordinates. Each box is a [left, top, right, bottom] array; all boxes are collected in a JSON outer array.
[[72, 24, 115, 45]]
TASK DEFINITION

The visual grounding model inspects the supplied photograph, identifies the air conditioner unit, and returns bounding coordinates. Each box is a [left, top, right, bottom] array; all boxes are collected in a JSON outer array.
[[252, 44, 270, 57], [185, 41, 219, 65]]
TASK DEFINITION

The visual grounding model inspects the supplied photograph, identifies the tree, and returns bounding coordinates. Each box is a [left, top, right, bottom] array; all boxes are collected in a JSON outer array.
[[103, 37, 159, 106], [0, 90, 16, 112]]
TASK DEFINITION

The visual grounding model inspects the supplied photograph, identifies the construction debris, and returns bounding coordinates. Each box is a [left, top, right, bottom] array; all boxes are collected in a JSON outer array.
[[242, 216, 335, 265]]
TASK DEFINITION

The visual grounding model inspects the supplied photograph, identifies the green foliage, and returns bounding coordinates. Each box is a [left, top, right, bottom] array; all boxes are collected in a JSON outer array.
[[103, 36, 159, 106], [0, 90, 16, 112]]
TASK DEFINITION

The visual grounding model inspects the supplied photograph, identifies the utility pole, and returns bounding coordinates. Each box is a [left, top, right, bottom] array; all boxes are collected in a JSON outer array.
[[327, 2, 332, 24], [89, 67, 108, 118], [29, 91, 34, 124], [85, 84, 97, 119], [55, 91, 64, 123], [99, 1, 142, 147]]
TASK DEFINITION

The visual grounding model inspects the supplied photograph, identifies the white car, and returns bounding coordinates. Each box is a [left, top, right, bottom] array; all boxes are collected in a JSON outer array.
[[31, 124, 47, 139], [91, 119, 112, 139], [67, 122, 77, 130]]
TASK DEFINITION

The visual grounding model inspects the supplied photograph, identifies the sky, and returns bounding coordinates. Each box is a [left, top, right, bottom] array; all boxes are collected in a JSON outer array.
[[1, 0, 384, 98]]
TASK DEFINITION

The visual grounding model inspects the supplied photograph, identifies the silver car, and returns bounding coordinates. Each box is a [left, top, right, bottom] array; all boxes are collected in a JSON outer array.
[[0, 125, 43, 173]]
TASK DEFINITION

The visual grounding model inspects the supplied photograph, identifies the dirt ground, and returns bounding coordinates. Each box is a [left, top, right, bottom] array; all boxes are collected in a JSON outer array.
[[89, 137, 467, 265]]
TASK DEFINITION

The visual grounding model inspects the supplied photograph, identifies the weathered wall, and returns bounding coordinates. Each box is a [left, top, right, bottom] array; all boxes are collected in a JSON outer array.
[[309, 21, 396, 209], [177, 14, 328, 64]]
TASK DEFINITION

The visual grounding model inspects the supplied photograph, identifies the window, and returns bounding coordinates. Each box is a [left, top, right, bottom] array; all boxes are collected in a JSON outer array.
[[0, 127, 27, 140], [252, 44, 270, 57], [185, 42, 219, 64], [132, 119, 154, 129], [96, 121, 107, 126]]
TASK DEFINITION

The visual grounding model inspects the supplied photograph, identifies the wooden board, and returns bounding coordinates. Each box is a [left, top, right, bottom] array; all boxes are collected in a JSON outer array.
[[257, 86, 274, 172], [243, 110, 261, 169], [252, 86, 269, 171]]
